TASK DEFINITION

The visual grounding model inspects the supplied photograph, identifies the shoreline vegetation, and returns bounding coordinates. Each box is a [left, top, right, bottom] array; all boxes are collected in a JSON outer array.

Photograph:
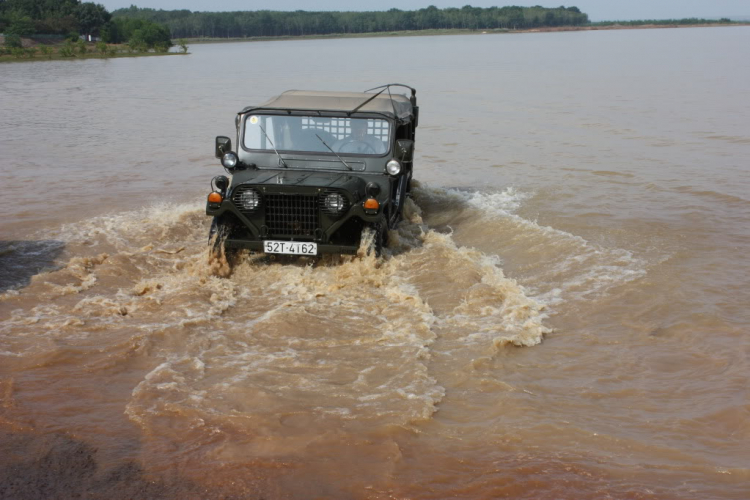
[[181, 22, 746, 44], [0, 37, 188, 63], [1, 0, 178, 63]]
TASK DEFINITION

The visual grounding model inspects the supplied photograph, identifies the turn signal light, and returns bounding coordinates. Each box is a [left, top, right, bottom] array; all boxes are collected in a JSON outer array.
[[364, 198, 379, 210], [208, 192, 223, 203]]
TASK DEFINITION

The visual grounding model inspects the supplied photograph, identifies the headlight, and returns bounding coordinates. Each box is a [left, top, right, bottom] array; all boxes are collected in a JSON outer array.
[[386, 159, 401, 175], [232, 186, 260, 212], [325, 193, 346, 212], [238, 189, 259, 210], [320, 191, 349, 217], [222, 152, 238, 169]]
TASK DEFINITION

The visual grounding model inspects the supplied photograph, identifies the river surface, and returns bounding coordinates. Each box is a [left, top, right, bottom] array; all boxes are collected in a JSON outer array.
[[1, 27, 749, 499]]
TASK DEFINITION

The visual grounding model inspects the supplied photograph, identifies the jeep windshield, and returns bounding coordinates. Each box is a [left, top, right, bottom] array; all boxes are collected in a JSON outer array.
[[243, 115, 390, 156]]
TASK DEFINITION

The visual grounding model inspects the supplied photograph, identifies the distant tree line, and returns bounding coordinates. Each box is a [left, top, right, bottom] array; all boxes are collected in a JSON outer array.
[[111, 5, 590, 39], [591, 18, 733, 27], [0, 0, 171, 49]]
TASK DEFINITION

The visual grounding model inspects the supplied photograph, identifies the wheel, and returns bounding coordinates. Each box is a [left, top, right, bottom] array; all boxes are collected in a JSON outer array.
[[390, 174, 408, 226], [362, 222, 387, 258], [208, 217, 237, 262], [336, 139, 376, 154]]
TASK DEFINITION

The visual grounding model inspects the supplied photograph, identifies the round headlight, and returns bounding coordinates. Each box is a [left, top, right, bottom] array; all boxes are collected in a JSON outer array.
[[325, 192, 346, 213], [236, 187, 259, 211], [222, 152, 238, 169], [386, 159, 401, 176]]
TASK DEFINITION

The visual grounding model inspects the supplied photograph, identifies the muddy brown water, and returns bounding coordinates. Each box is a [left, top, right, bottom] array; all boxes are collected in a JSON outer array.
[[1, 28, 749, 499]]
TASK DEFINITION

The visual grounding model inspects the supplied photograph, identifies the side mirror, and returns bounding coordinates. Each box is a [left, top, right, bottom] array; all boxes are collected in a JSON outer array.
[[215, 136, 232, 159], [395, 139, 415, 162]]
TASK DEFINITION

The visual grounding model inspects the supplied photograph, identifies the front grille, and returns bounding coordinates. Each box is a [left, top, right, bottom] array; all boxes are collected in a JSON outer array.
[[265, 193, 319, 237]]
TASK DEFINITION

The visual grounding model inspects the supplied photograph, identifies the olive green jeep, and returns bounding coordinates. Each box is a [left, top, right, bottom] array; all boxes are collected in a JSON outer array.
[[205, 84, 418, 259]]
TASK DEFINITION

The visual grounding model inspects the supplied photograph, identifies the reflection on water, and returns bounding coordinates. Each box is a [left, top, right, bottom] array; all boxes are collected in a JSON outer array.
[[1, 27, 750, 499]]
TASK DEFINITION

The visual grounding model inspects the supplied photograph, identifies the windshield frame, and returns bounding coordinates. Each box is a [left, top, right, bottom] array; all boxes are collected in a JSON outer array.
[[240, 111, 393, 158]]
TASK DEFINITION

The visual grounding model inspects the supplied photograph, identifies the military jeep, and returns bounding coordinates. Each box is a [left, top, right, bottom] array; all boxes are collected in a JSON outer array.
[[205, 84, 418, 259]]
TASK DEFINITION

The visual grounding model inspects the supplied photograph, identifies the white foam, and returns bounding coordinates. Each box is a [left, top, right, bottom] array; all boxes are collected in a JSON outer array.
[[53, 201, 205, 250], [413, 184, 647, 305]]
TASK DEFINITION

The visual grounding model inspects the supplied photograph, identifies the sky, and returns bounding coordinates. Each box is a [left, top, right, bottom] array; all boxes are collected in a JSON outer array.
[[97, 1, 750, 22]]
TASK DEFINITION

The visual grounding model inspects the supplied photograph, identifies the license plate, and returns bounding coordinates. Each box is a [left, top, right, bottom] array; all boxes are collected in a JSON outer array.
[[263, 240, 318, 255]]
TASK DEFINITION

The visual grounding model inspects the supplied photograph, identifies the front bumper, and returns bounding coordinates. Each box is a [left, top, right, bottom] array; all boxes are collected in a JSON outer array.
[[207, 186, 385, 255], [224, 239, 359, 255]]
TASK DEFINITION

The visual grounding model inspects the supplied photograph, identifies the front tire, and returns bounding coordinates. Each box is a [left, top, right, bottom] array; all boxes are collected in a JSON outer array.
[[208, 217, 236, 263], [362, 222, 387, 258]]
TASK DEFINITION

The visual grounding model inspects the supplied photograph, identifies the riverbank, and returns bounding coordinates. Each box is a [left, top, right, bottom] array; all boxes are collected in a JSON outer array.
[[0, 37, 187, 63], [529, 22, 747, 32], [0, 50, 186, 63], [183, 22, 746, 44]]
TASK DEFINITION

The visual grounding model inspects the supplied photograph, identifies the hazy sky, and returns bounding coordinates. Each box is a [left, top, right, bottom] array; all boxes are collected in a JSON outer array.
[[97, 1, 750, 22]]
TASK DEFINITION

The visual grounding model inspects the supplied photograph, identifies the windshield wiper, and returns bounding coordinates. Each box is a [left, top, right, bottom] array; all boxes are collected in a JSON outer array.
[[315, 134, 352, 170], [259, 124, 288, 168]]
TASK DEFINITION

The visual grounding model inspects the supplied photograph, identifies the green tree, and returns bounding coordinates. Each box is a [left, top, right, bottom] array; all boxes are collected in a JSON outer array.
[[127, 21, 171, 49], [6, 15, 35, 37], [99, 20, 118, 42], [128, 28, 147, 51], [76, 2, 110, 38]]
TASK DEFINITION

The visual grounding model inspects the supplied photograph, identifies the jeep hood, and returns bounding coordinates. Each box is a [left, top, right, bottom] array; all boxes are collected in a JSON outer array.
[[232, 170, 366, 190]]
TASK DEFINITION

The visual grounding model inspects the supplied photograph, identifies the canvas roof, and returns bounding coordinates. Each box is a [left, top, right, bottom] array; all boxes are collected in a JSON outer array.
[[240, 90, 414, 120]]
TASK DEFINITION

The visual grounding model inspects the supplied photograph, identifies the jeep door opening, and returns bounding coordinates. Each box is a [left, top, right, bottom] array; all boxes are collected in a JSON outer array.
[[205, 84, 418, 258]]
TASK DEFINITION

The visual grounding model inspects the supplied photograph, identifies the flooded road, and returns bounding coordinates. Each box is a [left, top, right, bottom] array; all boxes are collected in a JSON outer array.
[[1, 27, 749, 498]]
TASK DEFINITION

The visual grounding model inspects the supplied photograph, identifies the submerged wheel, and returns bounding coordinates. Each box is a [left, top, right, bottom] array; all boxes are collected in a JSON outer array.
[[208, 217, 237, 262], [363, 222, 387, 258]]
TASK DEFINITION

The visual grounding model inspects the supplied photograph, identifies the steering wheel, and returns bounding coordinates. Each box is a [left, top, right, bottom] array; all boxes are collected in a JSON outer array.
[[337, 139, 376, 154]]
